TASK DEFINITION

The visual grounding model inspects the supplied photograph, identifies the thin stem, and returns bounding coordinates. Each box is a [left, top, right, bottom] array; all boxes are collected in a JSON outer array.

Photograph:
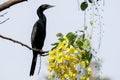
[[77, 0, 80, 10], [0, 18, 9, 24], [0, 12, 8, 17]]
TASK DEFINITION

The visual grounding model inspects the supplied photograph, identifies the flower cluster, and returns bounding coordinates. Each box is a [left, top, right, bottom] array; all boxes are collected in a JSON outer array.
[[48, 32, 92, 80]]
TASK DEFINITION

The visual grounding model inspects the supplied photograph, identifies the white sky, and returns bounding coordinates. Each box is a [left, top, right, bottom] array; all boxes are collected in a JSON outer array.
[[0, 0, 120, 80]]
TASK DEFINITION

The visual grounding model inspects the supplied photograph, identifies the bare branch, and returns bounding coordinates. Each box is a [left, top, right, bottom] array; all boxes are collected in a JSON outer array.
[[0, 1, 49, 56], [0, 34, 49, 56], [0, 12, 8, 17], [0, 12, 9, 24], [0, 0, 27, 12], [0, 18, 10, 24]]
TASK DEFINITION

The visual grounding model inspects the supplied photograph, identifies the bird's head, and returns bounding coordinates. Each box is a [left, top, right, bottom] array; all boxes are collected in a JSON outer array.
[[37, 4, 54, 13]]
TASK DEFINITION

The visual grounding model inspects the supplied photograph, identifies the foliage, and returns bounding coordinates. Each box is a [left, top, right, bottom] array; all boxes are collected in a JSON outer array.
[[81, 2, 88, 11], [48, 30, 92, 80], [80, 0, 101, 11], [48, 0, 104, 79]]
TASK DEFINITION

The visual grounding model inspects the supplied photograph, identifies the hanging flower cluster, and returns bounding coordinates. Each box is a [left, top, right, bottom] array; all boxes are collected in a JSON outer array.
[[48, 32, 92, 80]]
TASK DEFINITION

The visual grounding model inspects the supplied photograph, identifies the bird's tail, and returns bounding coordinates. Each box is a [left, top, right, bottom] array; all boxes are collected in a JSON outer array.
[[30, 51, 38, 76]]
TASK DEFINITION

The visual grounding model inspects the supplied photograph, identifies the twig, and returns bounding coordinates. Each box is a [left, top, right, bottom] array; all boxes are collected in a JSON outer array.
[[0, 0, 27, 12], [77, 0, 80, 11], [0, 18, 10, 24], [0, 12, 9, 24], [0, 34, 49, 56], [0, 12, 8, 17]]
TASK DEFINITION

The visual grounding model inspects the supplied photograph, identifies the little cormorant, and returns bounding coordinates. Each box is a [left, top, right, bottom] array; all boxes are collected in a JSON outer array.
[[30, 4, 54, 76]]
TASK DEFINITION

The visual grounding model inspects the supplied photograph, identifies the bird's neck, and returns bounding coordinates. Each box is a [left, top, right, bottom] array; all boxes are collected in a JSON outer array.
[[38, 12, 46, 21], [37, 11, 43, 18]]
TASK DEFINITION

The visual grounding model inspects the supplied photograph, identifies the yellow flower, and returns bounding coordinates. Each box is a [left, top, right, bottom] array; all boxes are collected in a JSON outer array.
[[66, 45, 78, 54], [81, 50, 86, 55], [48, 67, 52, 72], [57, 36, 69, 50], [60, 77, 64, 80], [90, 20, 94, 25], [57, 42, 65, 50], [58, 64, 65, 69], [63, 36, 69, 43], [87, 67, 91, 75], [80, 61, 86, 68], [64, 74, 68, 78], [68, 71, 72, 77], [80, 76, 86, 80], [48, 35, 92, 80], [47, 55, 55, 62], [57, 58, 63, 63], [62, 43, 68, 50], [48, 74, 54, 79], [86, 60, 89, 66], [48, 63, 56, 72], [86, 77, 90, 80], [70, 76, 76, 80]]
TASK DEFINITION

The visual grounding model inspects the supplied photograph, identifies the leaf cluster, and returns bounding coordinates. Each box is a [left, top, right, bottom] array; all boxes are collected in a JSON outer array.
[[81, 0, 99, 11]]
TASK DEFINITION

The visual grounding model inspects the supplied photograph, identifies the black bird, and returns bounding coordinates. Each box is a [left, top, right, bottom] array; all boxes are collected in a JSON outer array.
[[30, 4, 54, 76]]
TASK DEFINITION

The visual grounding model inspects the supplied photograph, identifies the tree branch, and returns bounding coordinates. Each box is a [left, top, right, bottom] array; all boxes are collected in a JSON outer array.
[[0, 34, 49, 56], [0, 18, 10, 24], [0, 12, 8, 17], [0, 1, 49, 56], [0, 12, 9, 24], [0, 0, 27, 12]]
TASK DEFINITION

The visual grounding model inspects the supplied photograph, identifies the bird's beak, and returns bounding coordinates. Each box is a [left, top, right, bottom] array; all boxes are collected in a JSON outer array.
[[48, 5, 55, 9]]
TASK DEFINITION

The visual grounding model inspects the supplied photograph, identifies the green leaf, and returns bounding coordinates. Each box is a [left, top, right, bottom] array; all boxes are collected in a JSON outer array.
[[51, 43, 59, 50], [89, 52, 92, 61], [51, 46, 57, 50], [76, 37, 83, 48], [66, 32, 77, 45], [58, 37, 64, 41], [83, 51, 92, 67], [83, 39, 90, 49], [56, 33, 63, 37], [84, 26, 88, 30], [88, 0, 92, 3], [86, 52, 92, 62], [80, 2, 88, 11], [51, 43, 58, 46]]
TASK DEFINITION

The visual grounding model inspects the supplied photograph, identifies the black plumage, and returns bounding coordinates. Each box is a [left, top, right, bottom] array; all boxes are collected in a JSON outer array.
[[30, 4, 54, 76]]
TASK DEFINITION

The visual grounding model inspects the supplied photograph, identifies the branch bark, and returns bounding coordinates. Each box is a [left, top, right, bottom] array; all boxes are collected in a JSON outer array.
[[0, 0, 27, 12], [0, 34, 49, 56]]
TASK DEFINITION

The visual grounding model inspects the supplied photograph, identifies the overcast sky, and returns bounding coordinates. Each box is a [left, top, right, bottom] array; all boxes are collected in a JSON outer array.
[[0, 0, 120, 80]]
